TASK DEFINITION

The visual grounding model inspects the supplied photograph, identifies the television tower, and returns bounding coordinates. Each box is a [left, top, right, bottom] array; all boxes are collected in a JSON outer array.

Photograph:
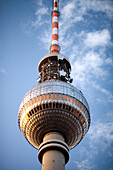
[[18, 0, 90, 170]]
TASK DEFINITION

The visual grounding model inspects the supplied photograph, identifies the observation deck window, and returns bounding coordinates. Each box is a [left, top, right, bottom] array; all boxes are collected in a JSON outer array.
[[63, 104, 65, 109], [31, 110, 34, 114], [43, 104, 45, 109], [78, 113, 81, 119], [71, 107, 74, 113], [81, 106, 84, 111], [81, 117, 84, 122], [65, 105, 69, 110], [29, 111, 32, 116], [74, 100, 76, 105], [68, 106, 71, 111], [35, 98, 38, 103], [59, 103, 62, 109], [77, 101, 79, 106], [74, 109, 76, 114], [83, 108, 86, 113], [64, 96, 67, 100], [48, 103, 51, 108], [27, 113, 30, 118], [40, 105, 42, 110], [70, 98, 73, 103], [76, 112, 79, 117], [67, 97, 70, 102], [79, 103, 81, 108], [53, 94, 55, 99], [83, 122, 86, 127], [37, 106, 39, 111], [32, 99, 35, 104], [49, 94, 52, 99], [34, 107, 37, 113], [38, 96, 41, 102], [56, 102, 59, 108], [60, 95, 63, 100], [46, 103, 49, 109], [42, 96, 45, 101], [56, 94, 59, 99], [45, 95, 49, 100]]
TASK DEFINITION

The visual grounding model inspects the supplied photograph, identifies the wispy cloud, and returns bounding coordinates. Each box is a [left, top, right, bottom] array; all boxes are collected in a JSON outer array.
[[32, 6, 49, 27], [92, 81, 113, 103], [0, 68, 6, 74], [73, 111, 113, 170], [84, 29, 111, 48], [38, 28, 51, 50], [88, 121, 113, 151], [71, 50, 107, 83], [83, 0, 113, 18], [36, 0, 43, 7], [68, 29, 112, 82], [59, 0, 113, 46], [74, 158, 96, 170]]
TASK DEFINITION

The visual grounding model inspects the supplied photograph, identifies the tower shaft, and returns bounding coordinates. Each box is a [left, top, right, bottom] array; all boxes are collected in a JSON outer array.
[[42, 150, 65, 170], [40, 132, 68, 170]]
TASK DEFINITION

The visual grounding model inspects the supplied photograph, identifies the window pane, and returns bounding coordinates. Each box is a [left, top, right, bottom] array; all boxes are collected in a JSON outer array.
[[70, 98, 73, 103], [42, 96, 45, 100], [45, 95, 49, 100], [53, 94, 56, 99], [60, 95, 63, 100], [64, 96, 67, 100], [74, 100, 76, 105], [49, 94, 52, 99], [67, 97, 70, 102]]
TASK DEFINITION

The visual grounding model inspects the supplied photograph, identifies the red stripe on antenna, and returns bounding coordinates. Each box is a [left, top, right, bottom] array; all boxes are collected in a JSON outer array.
[[54, 2, 58, 8], [52, 34, 58, 40], [52, 22, 58, 28], [52, 12, 59, 17]]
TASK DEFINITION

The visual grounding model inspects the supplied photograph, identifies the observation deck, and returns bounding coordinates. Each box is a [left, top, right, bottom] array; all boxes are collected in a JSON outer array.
[[18, 80, 90, 150]]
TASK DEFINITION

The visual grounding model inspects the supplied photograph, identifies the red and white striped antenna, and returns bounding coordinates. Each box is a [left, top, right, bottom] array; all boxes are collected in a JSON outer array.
[[50, 0, 60, 53]]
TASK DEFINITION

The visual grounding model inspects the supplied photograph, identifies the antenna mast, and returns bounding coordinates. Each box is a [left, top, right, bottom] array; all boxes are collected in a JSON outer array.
[[50, 0, 60, 53]]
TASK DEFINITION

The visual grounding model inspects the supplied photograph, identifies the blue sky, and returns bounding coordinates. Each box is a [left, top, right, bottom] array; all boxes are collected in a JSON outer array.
[[0, 0, 113, 170]]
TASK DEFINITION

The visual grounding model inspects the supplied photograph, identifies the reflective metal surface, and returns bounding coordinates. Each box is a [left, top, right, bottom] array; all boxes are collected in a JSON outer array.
[[19, 80, 89, 112]]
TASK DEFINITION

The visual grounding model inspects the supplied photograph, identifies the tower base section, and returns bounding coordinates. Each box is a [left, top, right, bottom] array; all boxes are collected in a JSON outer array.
[[42, 150, 65, 170], [38, 132, 69, 170]]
